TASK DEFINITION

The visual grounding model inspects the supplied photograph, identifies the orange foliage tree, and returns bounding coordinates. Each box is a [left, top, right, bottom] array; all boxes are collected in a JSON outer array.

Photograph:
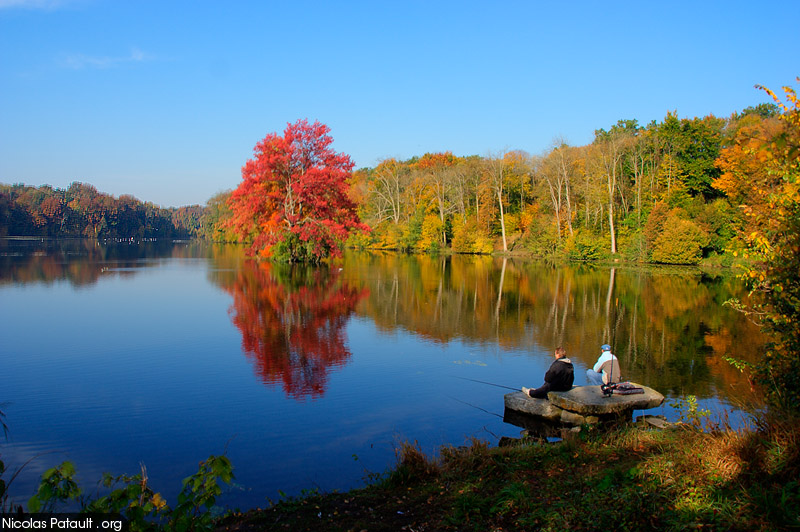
[[719, 79, 800, 411], [227, 119, 368, 263], [714, 112, 784, 234]]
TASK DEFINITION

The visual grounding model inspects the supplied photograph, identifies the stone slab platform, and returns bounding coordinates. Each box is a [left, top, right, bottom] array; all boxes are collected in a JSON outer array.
[[504, 384, 664, 426], [548, 384, 664, 414], [504, 392, 564, 422]]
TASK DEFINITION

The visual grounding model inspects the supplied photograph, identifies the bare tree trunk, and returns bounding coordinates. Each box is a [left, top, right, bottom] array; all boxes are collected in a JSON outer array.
[[585, 173, 591, 228], [606, 153, 619, 255], [555, 146, 575, 237], [608, 197, 617, 254], [485, 154, 508, 252], [498, 188, 508, 252], [606, 151, 618, 255], [394, 174, 401, 224], [546, 179, 562, 242], [565, 179, 574, 236]]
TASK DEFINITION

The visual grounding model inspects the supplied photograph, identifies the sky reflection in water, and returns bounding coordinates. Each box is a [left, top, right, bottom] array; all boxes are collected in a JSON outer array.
[[0, 240, 764, 510]]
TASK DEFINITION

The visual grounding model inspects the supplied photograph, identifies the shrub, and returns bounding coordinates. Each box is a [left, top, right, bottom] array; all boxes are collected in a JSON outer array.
[[564, 229, 604, 261], [502, 213, 519, 235], [517, 204, 539, 234], [25, 456, 233, 531], [696, 198, 739, 254], [452, 219, 493, 254], [418, 214, 444, 253], [399, 211, 424, 252], [367, 222, 404, 250], [643, 201, 670, 255], [519, 214, 559, 259], [27, 462, 81, 513], [651, 214, 709, 265], [270, 232, 323, 264], [619, 230, 648, 263]]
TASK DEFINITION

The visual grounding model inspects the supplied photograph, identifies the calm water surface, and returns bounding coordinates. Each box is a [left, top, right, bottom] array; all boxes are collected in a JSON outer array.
[[0, 239, 764, 510]]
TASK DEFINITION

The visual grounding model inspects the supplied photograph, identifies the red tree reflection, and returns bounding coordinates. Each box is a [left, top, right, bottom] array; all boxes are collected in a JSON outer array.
[[220, 261, 368, 398]]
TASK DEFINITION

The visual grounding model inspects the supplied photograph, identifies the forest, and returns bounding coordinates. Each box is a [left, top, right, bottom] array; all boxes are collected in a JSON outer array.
[[355, 103, 783, 265], [0, 101, 787, 267], [199, 102, 782, 266], [0, 181, 203, 239]]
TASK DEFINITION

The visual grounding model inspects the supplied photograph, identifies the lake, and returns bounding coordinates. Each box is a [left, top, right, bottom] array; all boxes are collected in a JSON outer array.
[[0, 239, 764, 511]]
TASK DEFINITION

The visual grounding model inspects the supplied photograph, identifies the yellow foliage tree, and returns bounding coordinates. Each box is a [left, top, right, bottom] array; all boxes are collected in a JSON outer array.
[[651, 214, 709, 265], [418, 214, 444, 253], [451, 219, 493, 254]]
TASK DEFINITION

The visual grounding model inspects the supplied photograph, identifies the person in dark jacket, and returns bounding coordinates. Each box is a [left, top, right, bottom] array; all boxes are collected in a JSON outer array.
[[522, 347, 574, 399]]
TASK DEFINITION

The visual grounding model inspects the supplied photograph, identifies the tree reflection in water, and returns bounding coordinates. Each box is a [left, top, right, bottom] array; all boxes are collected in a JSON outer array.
[[218, 261, 368, 398], [348, 252, 766, 405], [2, 239, 765, 407], [0, 238, 191, 286]]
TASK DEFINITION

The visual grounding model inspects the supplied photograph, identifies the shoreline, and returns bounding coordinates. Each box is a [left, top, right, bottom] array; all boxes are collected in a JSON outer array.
[[214, 412, 799, 531]]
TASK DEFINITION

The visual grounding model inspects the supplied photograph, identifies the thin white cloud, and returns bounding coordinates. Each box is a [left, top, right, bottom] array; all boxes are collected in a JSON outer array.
[[0, 0, 71, 9], [58, 47, 155, 70]]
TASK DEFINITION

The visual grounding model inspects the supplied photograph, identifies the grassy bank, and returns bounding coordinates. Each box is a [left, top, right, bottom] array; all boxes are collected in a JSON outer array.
[[216, 415, 799, 532]]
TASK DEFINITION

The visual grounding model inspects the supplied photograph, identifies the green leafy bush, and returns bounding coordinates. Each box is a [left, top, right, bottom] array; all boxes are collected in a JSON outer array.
[[564, 229, 604, 261], [519, 214, 558, 259], [270, 232, 322, 263], [399, 211, 424, 252], [170, 455, 234, 532], [619, 230, 648, 263], [345, 228, 373, 250], [24, 455, 233, 532], [501, 213, 519, 235], [27, 462, 81, 513]]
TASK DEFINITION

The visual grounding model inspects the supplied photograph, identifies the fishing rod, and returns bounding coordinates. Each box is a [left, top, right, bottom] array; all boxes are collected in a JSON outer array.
[[453, 376, 518, 392]]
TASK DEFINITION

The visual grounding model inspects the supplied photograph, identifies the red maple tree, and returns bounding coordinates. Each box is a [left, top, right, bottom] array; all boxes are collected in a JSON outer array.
[[228, 119, 368, 262]]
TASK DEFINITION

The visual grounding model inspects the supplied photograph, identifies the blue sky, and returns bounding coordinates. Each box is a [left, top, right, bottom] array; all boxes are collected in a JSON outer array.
[[1, 0, 798, 207]]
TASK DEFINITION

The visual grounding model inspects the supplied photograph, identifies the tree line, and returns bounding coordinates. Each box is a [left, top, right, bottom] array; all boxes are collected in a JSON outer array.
[[0, 182, 204, 239], [194, 102, 786, 267], [0, 100, 788, 271], [338, 103, 781, 265]]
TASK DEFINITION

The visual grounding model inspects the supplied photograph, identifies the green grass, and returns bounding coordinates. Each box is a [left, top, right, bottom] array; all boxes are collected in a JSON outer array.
[[216, 413, 800, 531]]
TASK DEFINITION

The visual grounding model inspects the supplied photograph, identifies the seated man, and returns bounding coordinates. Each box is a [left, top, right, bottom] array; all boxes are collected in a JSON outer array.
[[522, 347, 574, 399], [586, 344, 621, 385]]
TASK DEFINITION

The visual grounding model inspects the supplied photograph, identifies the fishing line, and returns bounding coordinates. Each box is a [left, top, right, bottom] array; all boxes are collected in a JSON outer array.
[[448, 396, 504, 419], [452, 376, 518, 392]]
